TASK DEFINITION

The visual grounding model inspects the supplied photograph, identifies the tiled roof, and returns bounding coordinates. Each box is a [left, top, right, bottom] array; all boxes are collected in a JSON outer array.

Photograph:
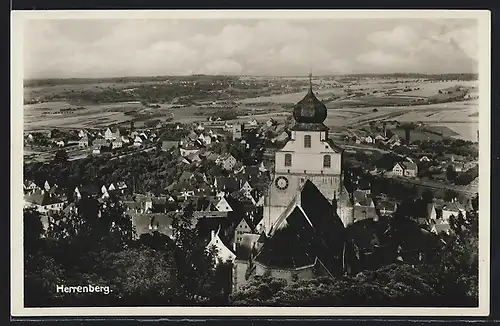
[[401, 161, 418, 171], [432, 223, 451, 234], [25, 190, 64, 206], [376, 200, 397, 213], [353, 206, 377, 221], [215, 177, 240, 192], [132, 213, 174, 238], [442, 201, 465, 213]]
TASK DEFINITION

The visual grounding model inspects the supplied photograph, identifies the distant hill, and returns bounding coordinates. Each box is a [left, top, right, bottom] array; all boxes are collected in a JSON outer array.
[[24, 73, 479, 88]]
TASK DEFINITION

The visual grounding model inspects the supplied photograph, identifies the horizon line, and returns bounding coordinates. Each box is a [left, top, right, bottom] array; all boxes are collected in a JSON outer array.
[[24, 72, 479, 82]]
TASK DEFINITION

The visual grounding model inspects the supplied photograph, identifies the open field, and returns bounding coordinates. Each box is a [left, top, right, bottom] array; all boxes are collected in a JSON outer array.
[[23, 77, 479, 142], [237, 87, 345, 105], [23, 101, 143, 131], [431, 123, 479, 142]]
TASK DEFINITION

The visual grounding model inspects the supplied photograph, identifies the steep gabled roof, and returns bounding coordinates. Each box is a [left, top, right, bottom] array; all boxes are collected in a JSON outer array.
[[25, 190, 65, 206], [256, 180, 345, 274], [215, 177, 240, 192]]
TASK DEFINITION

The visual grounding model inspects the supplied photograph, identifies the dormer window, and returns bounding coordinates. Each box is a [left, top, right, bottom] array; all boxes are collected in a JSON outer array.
[[304, 135, 311, 148]]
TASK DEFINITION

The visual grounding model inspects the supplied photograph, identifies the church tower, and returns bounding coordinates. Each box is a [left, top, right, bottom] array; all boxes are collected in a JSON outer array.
[[258, 75, 345, 234]]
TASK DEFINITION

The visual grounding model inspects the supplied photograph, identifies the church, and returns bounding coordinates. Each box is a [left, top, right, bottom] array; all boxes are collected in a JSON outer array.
[[233, 76, 356, 291], [257, 75, 353, 234]]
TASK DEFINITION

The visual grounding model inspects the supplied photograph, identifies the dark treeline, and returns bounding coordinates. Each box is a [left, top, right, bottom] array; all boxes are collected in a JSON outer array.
[[24, 75, 240, 88], [24, 197, 231, 307]]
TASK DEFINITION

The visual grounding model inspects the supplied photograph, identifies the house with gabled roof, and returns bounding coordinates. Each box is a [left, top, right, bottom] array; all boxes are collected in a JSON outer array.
[[23, 180, 39, 195], [431, 222, 452, 236], [206, 227, 236, 266], [441, 200, 466, 223], [248, 118, 258, 128], [240, 180, 253, 194], [392, 161, 418, 178], [131, 213, 175, 240], [112, 139, 123, 149], [217, 153, 237, 171], [233, 212, 264, 244], [104, 127, 120, 141], [24, 189, 66, 214], [375, 200, 398, 217], [215, 197, 234, 212], [133, 136, 143, 147], [78, 136, 90, 148]]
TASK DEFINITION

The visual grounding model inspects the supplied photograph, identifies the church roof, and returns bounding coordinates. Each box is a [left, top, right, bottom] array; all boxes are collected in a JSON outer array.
[[292, 75, 328, 125], [255, 180, 345, 274]]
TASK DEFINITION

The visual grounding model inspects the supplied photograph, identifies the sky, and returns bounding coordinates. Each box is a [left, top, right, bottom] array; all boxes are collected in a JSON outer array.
[[23, 18, 479, 79]]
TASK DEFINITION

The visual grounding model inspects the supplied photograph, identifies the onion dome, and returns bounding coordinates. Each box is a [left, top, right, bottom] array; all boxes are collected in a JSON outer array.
[[292, 75, 327, 124]]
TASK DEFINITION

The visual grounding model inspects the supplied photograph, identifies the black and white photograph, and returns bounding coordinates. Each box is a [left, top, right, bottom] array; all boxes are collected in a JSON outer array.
[[11, 10, 490, 317]]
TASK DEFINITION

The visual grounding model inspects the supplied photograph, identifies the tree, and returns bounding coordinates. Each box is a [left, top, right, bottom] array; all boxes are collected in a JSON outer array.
[[446, 165, 457, 183], [421, 189, 434, 204], [471, 194, 479, 212], [444, 189, 460, 203], [171, 206, 217, 303], [23, 208, 45, 253], [229, 264, 439, 307], [53, 149, 69, 163]]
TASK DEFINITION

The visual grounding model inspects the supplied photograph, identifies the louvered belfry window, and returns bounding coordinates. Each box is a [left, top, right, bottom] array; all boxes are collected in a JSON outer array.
[[323, 155, 331, 168], [304, 135, 311, 148]]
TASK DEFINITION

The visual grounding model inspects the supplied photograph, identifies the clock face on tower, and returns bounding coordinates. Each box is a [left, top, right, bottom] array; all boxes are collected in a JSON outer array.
[[275, 176, 289, 190]]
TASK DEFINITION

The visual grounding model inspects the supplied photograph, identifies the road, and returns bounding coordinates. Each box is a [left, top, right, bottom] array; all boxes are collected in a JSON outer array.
[[342, 144, 391, 154], [26, 144, 156, 164]]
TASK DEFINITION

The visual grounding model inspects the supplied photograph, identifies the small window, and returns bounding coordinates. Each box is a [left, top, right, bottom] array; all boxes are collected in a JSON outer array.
[[323, 155, 331, 168], [284, 153, 292, 167], [304, 135, 311, 148]]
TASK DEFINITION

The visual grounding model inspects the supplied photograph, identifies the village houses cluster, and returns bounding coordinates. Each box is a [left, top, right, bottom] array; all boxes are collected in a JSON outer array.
[[23, 83, 478, 292]]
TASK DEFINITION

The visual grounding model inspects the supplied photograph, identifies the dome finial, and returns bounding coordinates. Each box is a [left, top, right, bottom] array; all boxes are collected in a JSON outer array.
[[308, 71, 313, 92]]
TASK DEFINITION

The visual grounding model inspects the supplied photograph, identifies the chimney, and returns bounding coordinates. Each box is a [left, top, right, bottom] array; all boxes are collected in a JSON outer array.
[[211, 230, 216, 240]]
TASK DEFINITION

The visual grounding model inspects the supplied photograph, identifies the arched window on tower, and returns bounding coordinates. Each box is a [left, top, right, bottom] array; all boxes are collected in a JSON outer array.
[[304, 135, 311, 148], [323, 155, 331, 168], [284, 153, 292, 167]]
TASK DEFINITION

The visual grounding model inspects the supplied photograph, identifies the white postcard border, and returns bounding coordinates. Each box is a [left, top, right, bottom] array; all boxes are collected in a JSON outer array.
[[11, 9, 492, 317]]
